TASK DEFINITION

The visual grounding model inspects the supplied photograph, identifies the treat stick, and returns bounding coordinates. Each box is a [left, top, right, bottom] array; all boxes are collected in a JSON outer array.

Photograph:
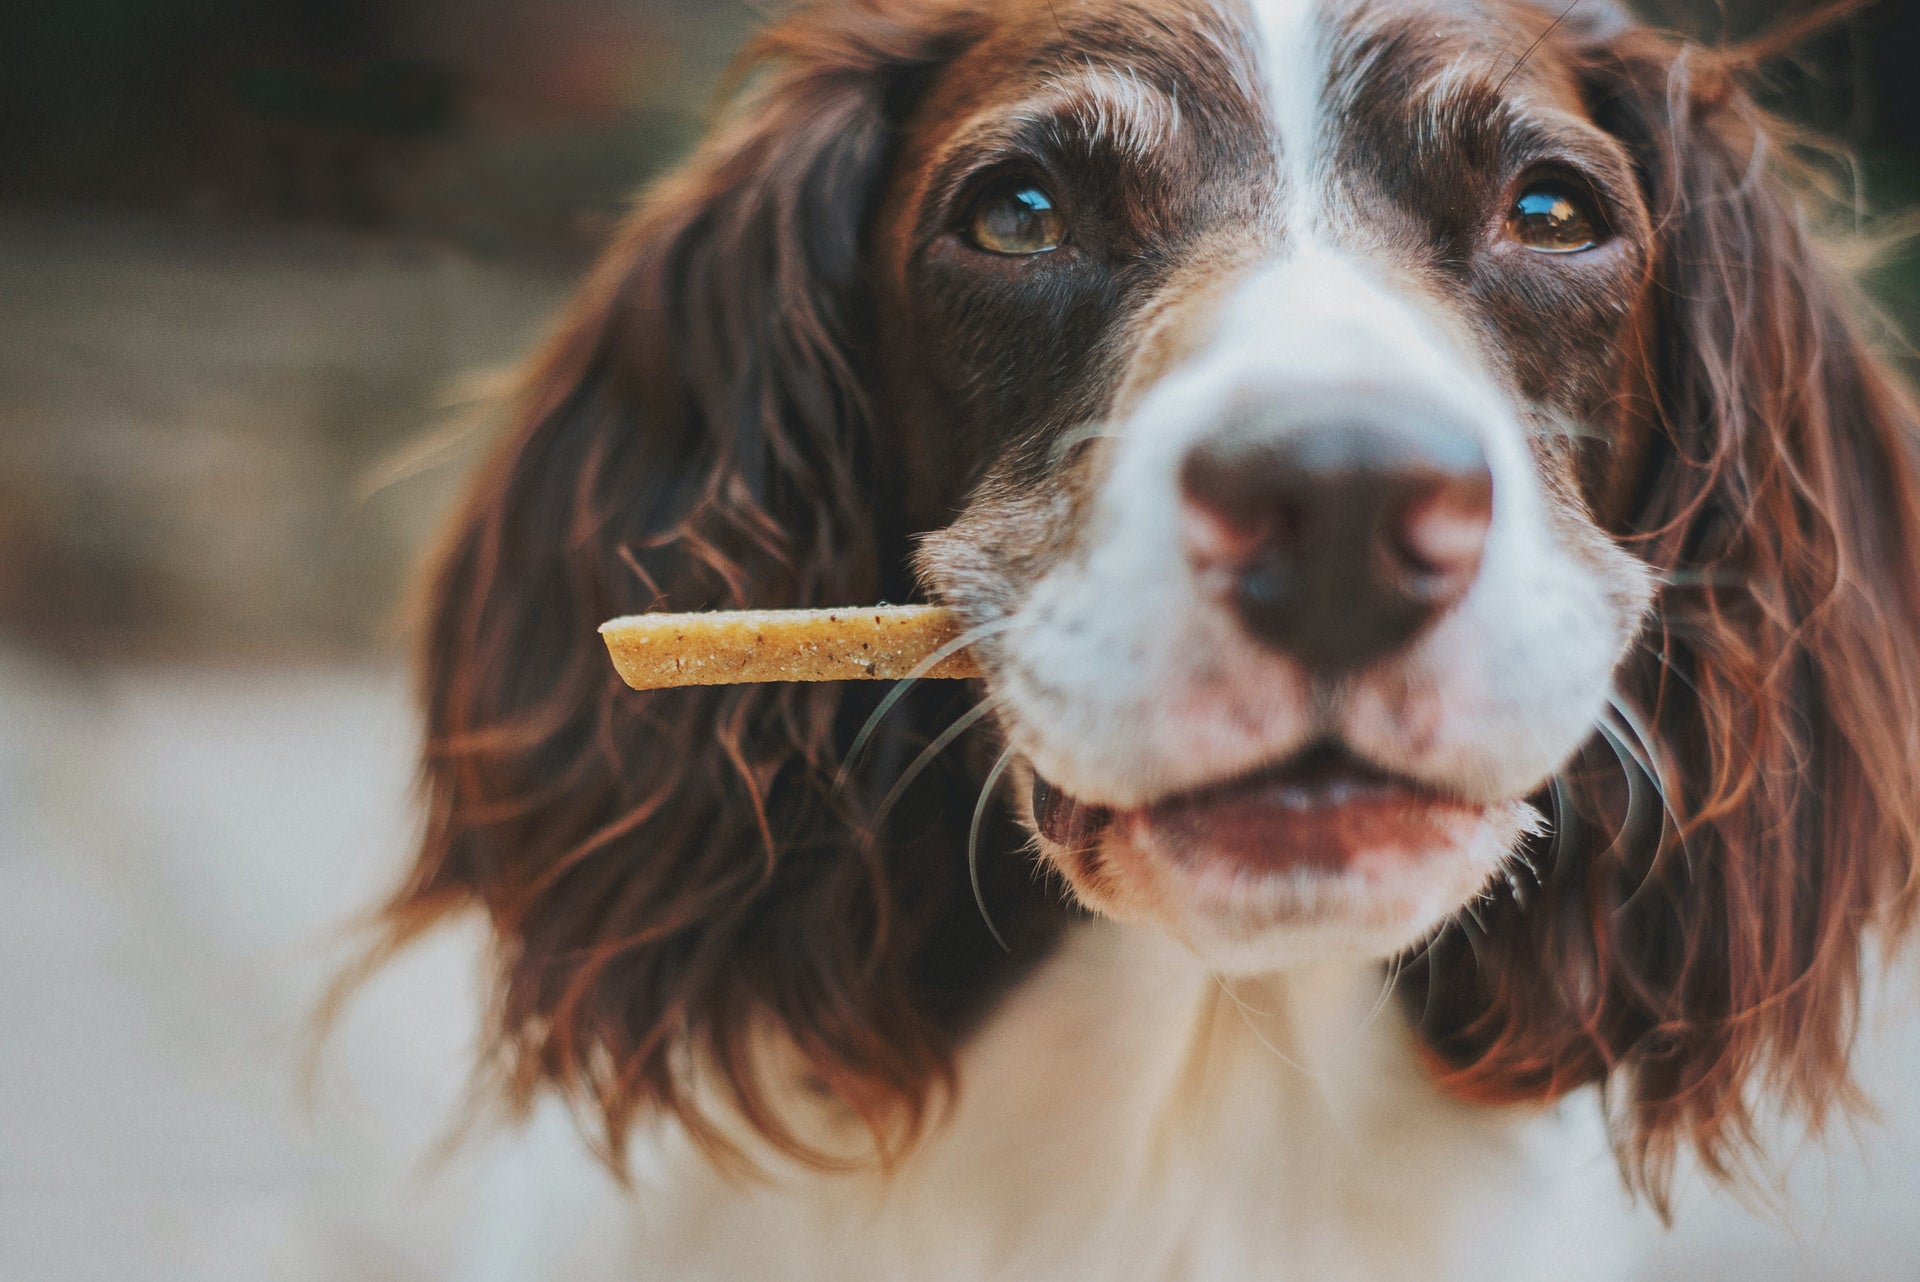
[[599, 606, 984, 691]]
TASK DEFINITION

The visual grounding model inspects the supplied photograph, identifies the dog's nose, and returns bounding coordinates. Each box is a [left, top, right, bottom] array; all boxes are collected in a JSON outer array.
[[1179, 416, 1493, 674]]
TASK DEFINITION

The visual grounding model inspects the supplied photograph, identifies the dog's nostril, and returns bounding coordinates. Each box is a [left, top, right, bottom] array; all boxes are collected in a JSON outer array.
[[1179, 492, 1286, 572], [1392, 472, 1494, 600], [1396, 481, 1493, 575], [1178, 450, 1303, 572], [1179, 417, 1492, 675]]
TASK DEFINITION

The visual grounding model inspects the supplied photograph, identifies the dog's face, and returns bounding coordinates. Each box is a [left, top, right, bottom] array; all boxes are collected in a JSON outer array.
[[874, 0, 1657, 971], [385, 0, 1920, 1194]]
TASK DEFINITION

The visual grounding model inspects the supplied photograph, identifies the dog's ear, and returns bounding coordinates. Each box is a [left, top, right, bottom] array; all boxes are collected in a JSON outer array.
[[1408, 24, 1920, 1205], [368, 4, 1032, 1172]]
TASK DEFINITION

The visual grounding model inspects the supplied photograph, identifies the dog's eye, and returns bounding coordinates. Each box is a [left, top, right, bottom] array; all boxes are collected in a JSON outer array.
[[967, 183, 1066, 256], [1507, 182, 1601, 254]]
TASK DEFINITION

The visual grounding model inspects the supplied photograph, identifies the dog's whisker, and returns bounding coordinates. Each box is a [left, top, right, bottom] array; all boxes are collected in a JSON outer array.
[[1595, 713, 1697, 925], [1600, 693, 1701, 913], [1533, 416, 1609, 442], [1048, 420, 1125, 467], [1593, 719, 1656, 866], [870, 695, 1005, 830], [1211, 974, 1310, 1076], [969, 746, 1020, 954], [1656, 566, 1745, 591], [837, 616, 1013, 793], [1518, 773, 1572, 900], [1602, 693, 1685, 839], [1356, 954, 1405, 1036], [1637, 636, 1706, 703], [1493, 0, 1584, 97]]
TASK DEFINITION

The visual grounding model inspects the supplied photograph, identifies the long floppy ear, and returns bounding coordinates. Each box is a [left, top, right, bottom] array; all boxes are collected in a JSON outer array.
[[1407, 23, 1920, 1204], [367, 3, 1049, 1171]]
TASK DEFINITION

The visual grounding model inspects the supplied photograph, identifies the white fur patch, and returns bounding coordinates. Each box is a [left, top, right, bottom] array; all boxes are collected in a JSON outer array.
[[1062, 63, 1185, 160], [606, 925, 1644, 1280], [934, 65, 1186, 175], [1246, 0, 1331, 228]]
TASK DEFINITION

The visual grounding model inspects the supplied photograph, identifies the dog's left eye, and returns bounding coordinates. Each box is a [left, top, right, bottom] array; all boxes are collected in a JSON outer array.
[[967, 183, 1066, 256], [1507, 182, 1602, 254]]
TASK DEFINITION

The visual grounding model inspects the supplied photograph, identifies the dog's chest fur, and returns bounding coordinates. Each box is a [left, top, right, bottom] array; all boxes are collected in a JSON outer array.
[[496, 924, 1642, 1281]]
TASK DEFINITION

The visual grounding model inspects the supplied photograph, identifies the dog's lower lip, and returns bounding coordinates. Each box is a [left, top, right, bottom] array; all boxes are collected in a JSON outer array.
[[1146, 743, 1424, 817], [1144, 745, 1472, 872], [1034, 745, 1472, 868]]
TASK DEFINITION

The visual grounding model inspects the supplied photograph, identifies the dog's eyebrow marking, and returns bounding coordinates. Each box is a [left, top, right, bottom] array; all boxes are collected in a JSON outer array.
[[1412, 67, 1535, 159], [1339, 30, 1623, 184], [937, 64, 1186, 169], [1055, 62, 1185, 159]]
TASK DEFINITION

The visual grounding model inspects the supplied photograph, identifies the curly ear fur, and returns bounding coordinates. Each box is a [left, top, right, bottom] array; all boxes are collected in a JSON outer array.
[[370, 0, 1060, 1173], [1407, 23, 1920, 1206]]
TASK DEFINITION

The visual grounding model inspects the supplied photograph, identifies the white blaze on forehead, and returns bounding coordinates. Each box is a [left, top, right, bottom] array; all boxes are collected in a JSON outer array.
[[1243, 0, 1332, 224]]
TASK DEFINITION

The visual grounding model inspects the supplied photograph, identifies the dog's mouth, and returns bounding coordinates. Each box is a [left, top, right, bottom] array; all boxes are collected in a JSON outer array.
[[1033, 742, 1479, 872]]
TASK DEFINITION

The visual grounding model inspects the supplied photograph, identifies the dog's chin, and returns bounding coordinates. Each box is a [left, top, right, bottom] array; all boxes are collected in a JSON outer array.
[[1031, 747, 1537, 977]]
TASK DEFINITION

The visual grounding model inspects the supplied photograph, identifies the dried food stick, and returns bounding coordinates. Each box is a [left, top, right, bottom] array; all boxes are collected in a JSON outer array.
[[600, 606, 983, 691]]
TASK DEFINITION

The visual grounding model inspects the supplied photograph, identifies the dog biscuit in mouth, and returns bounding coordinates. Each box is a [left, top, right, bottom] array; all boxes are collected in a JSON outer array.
[[600, 606, 983, 690]]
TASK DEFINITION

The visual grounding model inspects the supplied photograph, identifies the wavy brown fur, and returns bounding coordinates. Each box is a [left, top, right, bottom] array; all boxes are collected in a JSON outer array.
[[1404, 14, 1920, 1209], [366, 1, 1061, 1174]]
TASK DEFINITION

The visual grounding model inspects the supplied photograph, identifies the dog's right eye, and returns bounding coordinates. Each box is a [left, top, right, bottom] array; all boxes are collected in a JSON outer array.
[[1507, 181, 1603, 254], [966, 183, 1066, 256]]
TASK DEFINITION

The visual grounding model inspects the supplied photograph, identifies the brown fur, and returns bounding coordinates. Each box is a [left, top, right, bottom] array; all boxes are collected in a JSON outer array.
[[1405, 15, 1920, 1207]]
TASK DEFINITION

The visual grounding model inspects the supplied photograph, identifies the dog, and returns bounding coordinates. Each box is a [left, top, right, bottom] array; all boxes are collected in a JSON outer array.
[[368, 1, 1920, 1277]]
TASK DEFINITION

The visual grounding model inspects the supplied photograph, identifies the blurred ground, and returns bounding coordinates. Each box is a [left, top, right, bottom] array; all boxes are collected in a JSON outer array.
[[2, 648, 1918, 1280], [0, 657, 464, 1280], [0, 205, 568, 655]]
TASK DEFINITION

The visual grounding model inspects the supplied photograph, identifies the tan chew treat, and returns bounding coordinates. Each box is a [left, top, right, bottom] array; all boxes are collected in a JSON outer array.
[[600, 606, 984, 691]]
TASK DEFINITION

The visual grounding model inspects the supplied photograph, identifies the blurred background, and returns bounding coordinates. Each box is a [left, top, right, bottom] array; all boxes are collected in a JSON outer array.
[[2, 1, 1918, 1278]]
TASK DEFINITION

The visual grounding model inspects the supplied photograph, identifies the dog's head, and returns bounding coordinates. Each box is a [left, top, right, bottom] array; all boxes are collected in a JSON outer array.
[[378, 0, 1920, 1198]]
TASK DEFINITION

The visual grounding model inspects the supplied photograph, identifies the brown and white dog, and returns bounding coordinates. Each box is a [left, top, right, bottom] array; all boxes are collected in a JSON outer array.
[[370, 1, 1920, 1277]]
